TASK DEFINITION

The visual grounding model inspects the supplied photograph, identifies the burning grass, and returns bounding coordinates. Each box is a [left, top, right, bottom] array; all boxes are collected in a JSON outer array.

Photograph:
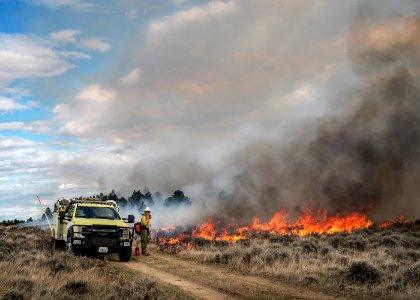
[[156, 207, 405, 248], [0, 225, 178, 300], [157, 221, 420, 299]]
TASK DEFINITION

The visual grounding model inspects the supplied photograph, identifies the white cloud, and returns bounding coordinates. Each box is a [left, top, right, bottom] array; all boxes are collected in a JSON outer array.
[[149, 1, 236, 35], [58, 183, 78, 190], [0, 33, 74, 85], [49, 0, 350, 145], [79, 38, 111, 53], [58, 50, 91, 59], [0, 121, 51, 133], [0, 96, 28, 111], [25, 0, 95, 12], [0, 135, 37, 149], [75, 84, 118, 102], [58, 121, 92, 136], [120, 68, 141, 85], [125, 9, 138, 21], [49, 29, 81, 43]]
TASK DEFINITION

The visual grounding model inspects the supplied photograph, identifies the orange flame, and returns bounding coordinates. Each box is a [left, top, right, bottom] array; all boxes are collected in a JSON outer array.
[[379, 216, 406, 228], [157, 206, 406, 249]]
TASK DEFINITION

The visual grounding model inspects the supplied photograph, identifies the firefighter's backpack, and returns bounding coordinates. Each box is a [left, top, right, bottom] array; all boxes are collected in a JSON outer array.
[[134, 222, 142, 235]]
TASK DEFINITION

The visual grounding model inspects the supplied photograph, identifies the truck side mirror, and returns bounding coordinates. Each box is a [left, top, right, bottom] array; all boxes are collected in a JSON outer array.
[[127, 215, 135, 223]]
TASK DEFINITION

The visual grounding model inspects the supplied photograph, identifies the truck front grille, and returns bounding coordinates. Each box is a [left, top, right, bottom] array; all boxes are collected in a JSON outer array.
[[92, 237, 116, 247], [82, 225, 123, 239]]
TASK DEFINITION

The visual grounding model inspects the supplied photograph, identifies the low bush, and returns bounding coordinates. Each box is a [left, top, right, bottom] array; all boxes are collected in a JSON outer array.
[[399, 262, 420, 286], [64, 280, 89, 295], [345, 261, 381, 284], [2, 291, 24, 300]]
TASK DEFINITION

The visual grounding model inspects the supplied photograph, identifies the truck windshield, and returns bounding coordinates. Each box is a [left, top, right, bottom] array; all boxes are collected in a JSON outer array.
[[75, 206, 121, 220]]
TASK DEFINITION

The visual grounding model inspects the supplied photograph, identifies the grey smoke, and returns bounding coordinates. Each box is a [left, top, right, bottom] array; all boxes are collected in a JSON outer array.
[[124, 5, 420, 227], [215, 12, 420, 224]]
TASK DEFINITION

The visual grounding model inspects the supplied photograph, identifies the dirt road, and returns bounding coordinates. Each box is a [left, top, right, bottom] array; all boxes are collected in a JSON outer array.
[[113, 245, 348, 300]]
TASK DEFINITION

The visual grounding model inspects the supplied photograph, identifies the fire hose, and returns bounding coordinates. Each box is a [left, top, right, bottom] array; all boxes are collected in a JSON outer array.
[[36, 195, 52, 230]]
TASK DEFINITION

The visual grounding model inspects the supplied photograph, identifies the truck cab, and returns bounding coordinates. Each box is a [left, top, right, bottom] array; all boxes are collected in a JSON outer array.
[[51, 198, 135, 262]]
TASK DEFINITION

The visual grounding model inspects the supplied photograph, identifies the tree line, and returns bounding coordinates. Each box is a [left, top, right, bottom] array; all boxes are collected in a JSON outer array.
[[1, 188, 192, 224], [1, 218, 33, 226], [79, 188, 192, 211]]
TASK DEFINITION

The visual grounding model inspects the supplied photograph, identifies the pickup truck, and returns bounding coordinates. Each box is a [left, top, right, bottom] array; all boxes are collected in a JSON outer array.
[[51, 198, 134, 261]]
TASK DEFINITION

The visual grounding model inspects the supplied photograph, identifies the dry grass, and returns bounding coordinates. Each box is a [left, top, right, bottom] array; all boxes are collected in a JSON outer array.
[[178, 222, 420, 299], [0, 225, 167, 300]]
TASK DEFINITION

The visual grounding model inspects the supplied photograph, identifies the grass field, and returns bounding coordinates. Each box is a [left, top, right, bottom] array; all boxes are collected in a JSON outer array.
[[0, 225, 188, 300], [1, 222, 419, 299], [176, 222, 420, 299]]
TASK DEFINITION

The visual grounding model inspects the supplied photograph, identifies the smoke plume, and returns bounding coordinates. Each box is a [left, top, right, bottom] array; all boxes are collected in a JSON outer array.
[[122, 5, 420, 228], [214, 12, 420, 224]]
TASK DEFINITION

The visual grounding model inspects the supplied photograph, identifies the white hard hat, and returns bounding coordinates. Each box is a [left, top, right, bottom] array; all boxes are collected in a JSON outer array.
[[144, 207, 151, 212]]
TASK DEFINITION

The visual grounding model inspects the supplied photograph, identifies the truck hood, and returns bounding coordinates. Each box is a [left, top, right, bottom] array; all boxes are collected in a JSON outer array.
[[72, 217, 128, 227]]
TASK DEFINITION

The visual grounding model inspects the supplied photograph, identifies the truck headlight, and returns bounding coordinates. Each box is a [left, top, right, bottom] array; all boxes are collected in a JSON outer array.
[[122, 228, 130, 240], [74, 233, 84, 238], [73, 226, 83, 233]]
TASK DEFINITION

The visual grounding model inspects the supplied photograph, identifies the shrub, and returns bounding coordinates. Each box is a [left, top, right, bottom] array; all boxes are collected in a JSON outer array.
[[193, 238, 212, 248], [320, 247, 330, 256], [345, 239, 366, 251], [377, 237, 397, 248], [12, 279, 34, 291], [300, 241, 318, 254], [221, 252, 234, 264], [242, 252, 252, 264], [399, 263, 420, 286], [263, 249, 289, 264], [268, 235, 295, 246], [329, 236, 346, 249], [392, 249, 420, 262], [1, 291, 24, 300], [301, 276, 318, 286], [213, 240, 229, 248], [114, 278, 156, 300], [238, 239, 250, 247], [345, 261, 381, 284], [64, 280, 89, 295]]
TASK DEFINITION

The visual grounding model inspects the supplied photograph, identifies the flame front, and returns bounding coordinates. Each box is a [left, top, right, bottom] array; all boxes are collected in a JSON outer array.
[[157, 206, 405, 249]]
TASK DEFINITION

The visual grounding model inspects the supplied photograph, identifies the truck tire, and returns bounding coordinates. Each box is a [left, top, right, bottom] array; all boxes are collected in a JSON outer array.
[[66, 232, 81, 256], [119, 247, 132, 262]]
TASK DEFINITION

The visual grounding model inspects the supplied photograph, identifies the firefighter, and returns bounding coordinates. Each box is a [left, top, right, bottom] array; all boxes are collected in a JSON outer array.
[[140, 207, 151, 256], [58, 206, 66, 223]]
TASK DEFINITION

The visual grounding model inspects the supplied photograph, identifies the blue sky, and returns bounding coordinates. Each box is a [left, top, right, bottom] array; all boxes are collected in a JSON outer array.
[[0, 0, 417, 221]]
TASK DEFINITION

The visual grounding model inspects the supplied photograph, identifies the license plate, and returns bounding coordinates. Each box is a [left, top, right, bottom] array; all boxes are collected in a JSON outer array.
[[124, 242, 130, 247], [73, 240, 81, 245], [98, 247, 108, 253]]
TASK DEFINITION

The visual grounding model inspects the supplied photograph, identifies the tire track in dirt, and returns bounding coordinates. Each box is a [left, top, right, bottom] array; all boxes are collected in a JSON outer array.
[[124, 261, 236, 300], [115, 245, 348, 300]]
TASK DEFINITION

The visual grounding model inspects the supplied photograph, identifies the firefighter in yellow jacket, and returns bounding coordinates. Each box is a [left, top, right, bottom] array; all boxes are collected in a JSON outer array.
[[140, 207, 151, 256]]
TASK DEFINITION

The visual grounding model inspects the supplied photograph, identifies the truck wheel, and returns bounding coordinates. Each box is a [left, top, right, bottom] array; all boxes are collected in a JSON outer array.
[[119, 247, 132, 262], [66, 233, 80, 256]]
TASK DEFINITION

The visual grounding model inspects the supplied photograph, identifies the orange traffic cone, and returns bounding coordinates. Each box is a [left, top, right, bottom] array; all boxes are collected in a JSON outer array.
[[135, 246, 140, 256]]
